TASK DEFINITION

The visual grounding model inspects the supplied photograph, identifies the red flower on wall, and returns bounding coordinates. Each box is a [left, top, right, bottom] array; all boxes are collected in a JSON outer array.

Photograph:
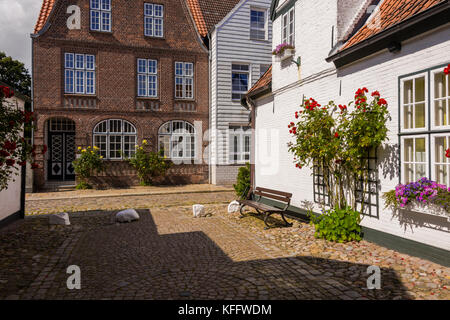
[[0, 85, 14, 98], [444, 64, 450, 75], [378, 98, 387, 105], [31, 163, 39, 169], [446, 148, 450, 158], [371, 91, 380, 97], [334, 132, 339, 138], [5, 159, 15, 166]]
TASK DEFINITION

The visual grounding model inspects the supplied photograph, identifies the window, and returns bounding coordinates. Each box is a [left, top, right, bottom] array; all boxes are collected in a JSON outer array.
[[144, 3, 164, 37], [432, 69, 450, 128], [90, 0, 111, 32], [137, 59, 158, 97], [175, 62, 194, 99], [232, 64, 249, 101], [401, 74, 427, 131], [313, 160, 330, 206], [158, 121, 196, 159], [229, 126, 251, 163], [433, 135, 450, 186], [93, 119, 137, 159], [260, 64, 270, 78], [250, 9, 266, 40], [399, 65, 450, 185], [282, 7, 294, 45], [64, 53, 95, 94]]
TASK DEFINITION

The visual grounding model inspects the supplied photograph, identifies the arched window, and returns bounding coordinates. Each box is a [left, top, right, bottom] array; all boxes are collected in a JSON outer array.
[[158, 120, 195, 159], [93, 119, 137, 159]]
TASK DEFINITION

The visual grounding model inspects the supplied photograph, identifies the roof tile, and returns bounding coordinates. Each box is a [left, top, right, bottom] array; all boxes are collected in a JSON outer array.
[[34, 0, 56, 34], [342, 0, 445, 50]]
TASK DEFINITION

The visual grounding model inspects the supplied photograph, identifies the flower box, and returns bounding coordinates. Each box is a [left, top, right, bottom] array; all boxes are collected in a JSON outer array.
[[401, 202, 450, 222], [275, 48, 295, 62]]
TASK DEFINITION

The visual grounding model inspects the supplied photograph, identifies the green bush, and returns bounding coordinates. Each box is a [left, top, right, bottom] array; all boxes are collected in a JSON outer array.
[[308, 206, 362, 243], [126, 140, 172, 186], [73, 146, 105, 189], [233, 163, 250, 198]]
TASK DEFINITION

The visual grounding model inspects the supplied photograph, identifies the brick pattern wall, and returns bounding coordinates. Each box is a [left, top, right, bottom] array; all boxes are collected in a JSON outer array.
[[32, 0, 209, 189]]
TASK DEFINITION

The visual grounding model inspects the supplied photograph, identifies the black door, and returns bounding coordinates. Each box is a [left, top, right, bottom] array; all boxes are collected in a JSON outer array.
[[48, 132, 76, 181]]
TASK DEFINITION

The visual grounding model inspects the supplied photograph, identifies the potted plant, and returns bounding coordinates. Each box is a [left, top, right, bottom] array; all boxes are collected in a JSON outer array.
[[272, 43, 295, 62]]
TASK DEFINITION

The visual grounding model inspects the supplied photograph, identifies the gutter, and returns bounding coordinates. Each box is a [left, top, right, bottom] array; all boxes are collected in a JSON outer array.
[[327, 1, 450, 68]]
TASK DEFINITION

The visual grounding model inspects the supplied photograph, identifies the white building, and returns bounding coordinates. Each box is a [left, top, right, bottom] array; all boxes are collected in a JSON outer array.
[[187, 0, 273, 185], [0, 83, 28, 228], [244, 0, 450, 265]]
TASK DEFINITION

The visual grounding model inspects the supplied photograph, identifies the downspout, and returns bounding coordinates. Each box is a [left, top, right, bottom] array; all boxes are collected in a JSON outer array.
[[245, 96, 256, 190], [208, 32, 212, 184]]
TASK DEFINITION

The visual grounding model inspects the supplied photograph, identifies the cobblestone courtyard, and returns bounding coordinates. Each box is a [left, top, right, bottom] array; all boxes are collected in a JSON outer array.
[[0, 187, 449, 300]]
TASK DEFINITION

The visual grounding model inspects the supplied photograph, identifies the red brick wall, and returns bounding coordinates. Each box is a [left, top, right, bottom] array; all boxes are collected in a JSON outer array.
[[32, 0, 209, 189]]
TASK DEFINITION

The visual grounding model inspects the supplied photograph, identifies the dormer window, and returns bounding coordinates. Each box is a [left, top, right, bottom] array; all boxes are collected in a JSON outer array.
[[90, 0, 111, 32], [144, 3, 164, 37]]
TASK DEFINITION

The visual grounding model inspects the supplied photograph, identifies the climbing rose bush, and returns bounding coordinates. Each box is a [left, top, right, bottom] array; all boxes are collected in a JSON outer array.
[[288, 88, 391, 211], [383, 177, 450, 214], [0, 85, 45, 191]]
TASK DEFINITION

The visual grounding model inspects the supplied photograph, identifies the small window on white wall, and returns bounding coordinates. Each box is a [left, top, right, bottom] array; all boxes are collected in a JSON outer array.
[[402, 136, 428, 184], [433, 135, 450, 186], [401, 74, 427, 131], [431, 69, 450, 128], [281, 7, 294, 45]]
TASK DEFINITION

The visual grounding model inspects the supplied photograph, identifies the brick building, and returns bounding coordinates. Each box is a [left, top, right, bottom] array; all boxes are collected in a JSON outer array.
[[31, 0, 210, 189]]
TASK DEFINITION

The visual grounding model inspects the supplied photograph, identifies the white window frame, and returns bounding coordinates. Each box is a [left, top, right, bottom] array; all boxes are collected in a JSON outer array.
[[431, 134, 450, 186], [90, 0, 112, 32], [93, 119, 137, 160], [431, 67, 450, 130], [400, 72, 428, 133], [400, 135, 429, 184], [64, 53, 96, 95], [250, 8, 267, 41], [175, 62, 194, 100], [144, 3, 164, 38], [158, 120, 196, 159], [281, 7, 295, 45], [137, 58, 158, 98], [231, 64, 250, 101], [229, 126, 251, 164]]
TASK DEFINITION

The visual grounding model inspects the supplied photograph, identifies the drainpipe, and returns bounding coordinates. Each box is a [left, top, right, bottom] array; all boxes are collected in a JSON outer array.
[[207, 33, 212, 184]]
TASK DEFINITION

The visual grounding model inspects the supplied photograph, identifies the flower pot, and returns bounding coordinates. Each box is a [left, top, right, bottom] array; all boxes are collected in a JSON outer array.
[[400, 202, 450, 222], [274, 48, 295, 62]]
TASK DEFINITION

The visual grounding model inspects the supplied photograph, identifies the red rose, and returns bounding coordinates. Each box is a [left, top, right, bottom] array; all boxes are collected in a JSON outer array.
[[445, 67, 450, 75], [334, 132, 339, 138], [18, 161, 27, 166], [446, 148, 450, 158], [31, 163, 39, 169], [378, 98, 387, 105], [42, 145, 48, 154], [371, 91, 380, 97], [6, 159, 15, 166]]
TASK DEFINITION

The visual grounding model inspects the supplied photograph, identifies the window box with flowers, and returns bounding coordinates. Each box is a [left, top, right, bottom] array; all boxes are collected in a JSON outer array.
[[272, 43, 295, 62], [383, 177, 450, 222]]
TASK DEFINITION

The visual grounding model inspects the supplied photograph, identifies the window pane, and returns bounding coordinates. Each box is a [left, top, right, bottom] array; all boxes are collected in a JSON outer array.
[[144, 3, 153, 16], [94, 135, 107, 158], [435, 137, 447, 163], [101, 12, 111, 31], [65, 70, 74, 93], [159, 135, 170, 157], [65, 53, 74, 68], [404, 164, 414, 183], [404, 80, 412, 104], [415, 103, 425, 128], [415, 138, 426, 162], [415, 164, 426, 181], [109, 136, 122, 159], [435, 165, 448, 185], [154, 5, 163, 17], [91, 0, 100, 10], [86, 71, 95, 94], [404, 138, 413, 162], [145, 17, 153, 36], [91, 11, 100, 30], [434, 72, 446, 98], [415, 76, 425, 102], [435, 99, 447, 127], [403, 105, 412, 129]]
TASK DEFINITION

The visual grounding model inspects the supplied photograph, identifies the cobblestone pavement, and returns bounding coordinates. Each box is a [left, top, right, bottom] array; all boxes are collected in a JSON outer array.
[[0, 191, 448, 300]]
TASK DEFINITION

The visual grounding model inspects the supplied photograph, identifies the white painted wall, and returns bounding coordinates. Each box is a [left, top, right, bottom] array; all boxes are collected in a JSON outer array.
[[210, 0, 273, 184], [254, 0, 450, 250], [0, 95, 25, 222]]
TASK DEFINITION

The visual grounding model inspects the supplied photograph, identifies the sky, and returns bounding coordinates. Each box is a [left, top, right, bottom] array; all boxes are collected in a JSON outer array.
[[0, 0, 43, 72]]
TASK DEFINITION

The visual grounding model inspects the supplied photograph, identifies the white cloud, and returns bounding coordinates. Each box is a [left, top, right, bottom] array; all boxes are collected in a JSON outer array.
[[0, 0, 43, 72]]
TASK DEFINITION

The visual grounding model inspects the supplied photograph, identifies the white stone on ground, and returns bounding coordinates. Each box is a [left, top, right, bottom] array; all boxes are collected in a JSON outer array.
[[49, 212, 70, 226], [116, 209, 140, 223], [193, 204, 206, 218], [228, 200, 240, 213]]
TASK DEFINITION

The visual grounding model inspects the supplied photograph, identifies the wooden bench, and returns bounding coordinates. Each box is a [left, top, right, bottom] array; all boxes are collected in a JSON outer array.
[[238, 187, 293, 229]]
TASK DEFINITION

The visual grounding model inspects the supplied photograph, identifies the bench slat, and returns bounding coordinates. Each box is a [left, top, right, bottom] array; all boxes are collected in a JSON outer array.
[[240, 200, 283, 212], [255, 187, 292, 198], [254, 190, 290, 203]]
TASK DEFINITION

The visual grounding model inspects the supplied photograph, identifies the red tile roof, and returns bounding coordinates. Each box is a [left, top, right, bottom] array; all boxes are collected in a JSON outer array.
[[34, 0, 56, 34], [247, 65, 272, 96], [186, 0, 241, 37], [343, 0, 445, 50]]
